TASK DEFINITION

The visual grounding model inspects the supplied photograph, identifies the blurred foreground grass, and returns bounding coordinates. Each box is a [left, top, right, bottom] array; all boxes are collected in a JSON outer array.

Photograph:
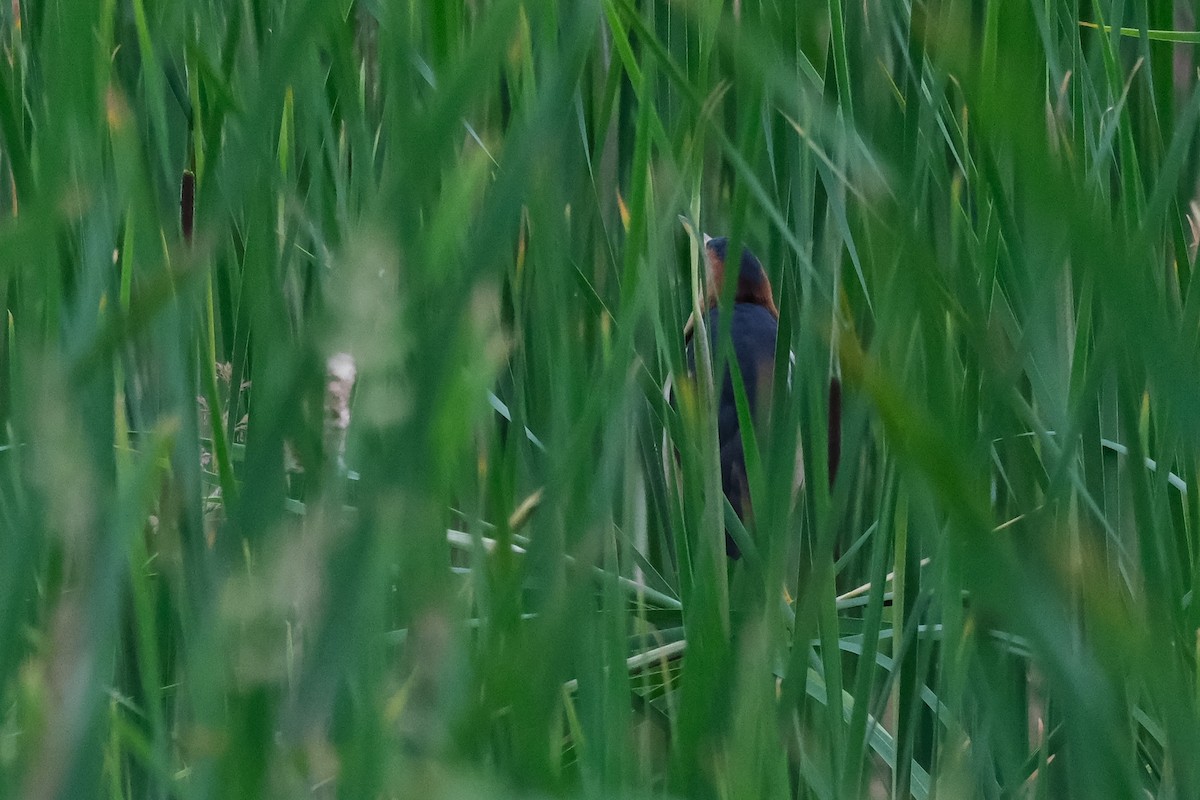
[[2, 0, 1200, 798]]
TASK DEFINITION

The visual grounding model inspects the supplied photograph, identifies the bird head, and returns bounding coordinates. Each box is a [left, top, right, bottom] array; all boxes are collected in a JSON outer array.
[[703, 235, 779, 318]]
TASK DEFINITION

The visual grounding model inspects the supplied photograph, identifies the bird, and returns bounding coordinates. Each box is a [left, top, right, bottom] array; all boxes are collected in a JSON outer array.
[[685, 235, 782, 558], [683, 235, 842, 559]]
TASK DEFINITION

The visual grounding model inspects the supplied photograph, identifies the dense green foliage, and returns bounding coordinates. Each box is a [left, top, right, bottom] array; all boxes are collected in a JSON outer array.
[[1, 0, 1200, 797]]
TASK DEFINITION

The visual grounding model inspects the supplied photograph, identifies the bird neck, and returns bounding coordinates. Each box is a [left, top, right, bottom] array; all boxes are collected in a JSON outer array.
[[706, 290, 779, 320]]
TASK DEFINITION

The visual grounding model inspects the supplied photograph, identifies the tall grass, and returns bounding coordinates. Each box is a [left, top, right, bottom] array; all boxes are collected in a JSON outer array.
[[0, 0, 1198, 797]]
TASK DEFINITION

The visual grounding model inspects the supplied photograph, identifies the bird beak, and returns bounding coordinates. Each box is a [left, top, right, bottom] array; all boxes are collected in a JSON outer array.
[[702, 233, 712, 247]]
